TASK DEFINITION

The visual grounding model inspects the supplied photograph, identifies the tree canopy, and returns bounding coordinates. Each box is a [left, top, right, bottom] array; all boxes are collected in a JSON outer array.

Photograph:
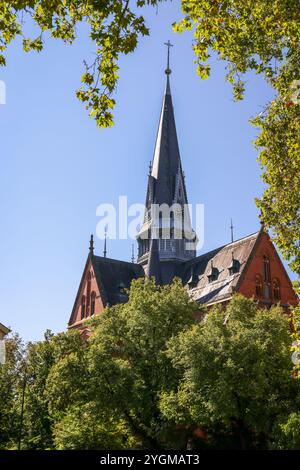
[[1, 280, 300, 449]]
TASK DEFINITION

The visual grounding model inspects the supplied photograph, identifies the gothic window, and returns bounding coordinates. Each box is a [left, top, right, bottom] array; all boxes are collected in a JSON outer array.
[[91, 291, 96, 316], [264, 284, 271, 299], [86, 272, 92, 316], [272, 279, 281, 302], [81, 296, 86, 319], [263, 255, 271, 282], [255, 275, 263, 297]]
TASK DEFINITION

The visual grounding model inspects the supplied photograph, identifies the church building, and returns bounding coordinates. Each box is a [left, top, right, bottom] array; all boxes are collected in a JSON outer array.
[[68, 58, 298, 330]]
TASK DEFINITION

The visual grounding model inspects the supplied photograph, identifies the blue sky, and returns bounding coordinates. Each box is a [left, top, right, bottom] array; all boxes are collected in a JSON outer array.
[[0, 2, 295, 342]]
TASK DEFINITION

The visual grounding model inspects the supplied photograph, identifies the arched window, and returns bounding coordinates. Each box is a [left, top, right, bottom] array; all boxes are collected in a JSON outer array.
[[272, 279, 281, 302], [263, 255, 271, 282], [91, 291, 96, 315], [86, 272, 92, 316], [81, 296, 86, 319], [255, 275, 263, 297]]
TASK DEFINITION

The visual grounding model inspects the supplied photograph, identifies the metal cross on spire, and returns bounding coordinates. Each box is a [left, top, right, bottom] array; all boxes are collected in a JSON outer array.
[[164, 40, 173, 75]]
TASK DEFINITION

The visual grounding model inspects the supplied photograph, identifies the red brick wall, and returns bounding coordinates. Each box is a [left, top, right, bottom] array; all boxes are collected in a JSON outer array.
[[238, 232, 298, 307], [69, 259, 105, 328]]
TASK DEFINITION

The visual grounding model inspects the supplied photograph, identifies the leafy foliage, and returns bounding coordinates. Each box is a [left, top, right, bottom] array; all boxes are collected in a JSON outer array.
[[0, 1, 161, 127], [160, 295, 300, 449], [0, 333, 24, 449], [0, 287, 300, 449]]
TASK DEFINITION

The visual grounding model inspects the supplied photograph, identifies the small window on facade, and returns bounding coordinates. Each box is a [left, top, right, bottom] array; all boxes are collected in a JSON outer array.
[[264, 284, 271, 299], [208, 261, 219, 283], [81, 296, 86, 319], [91, 291, 96, 315], [229, 257, 240, 276], [187, 267, 198, 289], [272, 279, 281, 302], [263, 255, 271, 282], [255, 275, 263, 297]]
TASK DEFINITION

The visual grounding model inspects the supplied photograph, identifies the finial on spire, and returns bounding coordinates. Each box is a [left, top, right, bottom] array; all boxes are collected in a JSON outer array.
[[164, 40, 173, 75], [89, 234, 94, 255], [103, 226, 107, 258], [230, 218, 234, 243], [131, 243, 135, 263]]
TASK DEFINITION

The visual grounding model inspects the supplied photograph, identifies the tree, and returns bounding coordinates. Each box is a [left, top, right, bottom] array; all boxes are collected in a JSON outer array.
[[160, 295, 300, 449], [44, 278, 199, 449], [1, 290, 299, 449], [19, 330, 56, 449], [273, 412, 300, 450], [0, 333, 24, 449], [53, 404, 136, 450]]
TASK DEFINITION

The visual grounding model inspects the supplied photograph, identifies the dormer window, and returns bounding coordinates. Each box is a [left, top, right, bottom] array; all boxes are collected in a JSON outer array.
[[208, 261, 219, 283], [228, 253, 240, 275], [187, 267, 199, 289]]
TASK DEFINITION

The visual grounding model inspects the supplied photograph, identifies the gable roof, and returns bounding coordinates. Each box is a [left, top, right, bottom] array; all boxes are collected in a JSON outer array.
[[92, 256, 144, 306], [68, 253, 144, 327], [182, 230, 262, 305]]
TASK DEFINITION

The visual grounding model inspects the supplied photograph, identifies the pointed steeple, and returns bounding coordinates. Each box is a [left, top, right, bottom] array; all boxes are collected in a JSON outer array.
[[149, 68, 188, 207], [137, 44, 197, 283]]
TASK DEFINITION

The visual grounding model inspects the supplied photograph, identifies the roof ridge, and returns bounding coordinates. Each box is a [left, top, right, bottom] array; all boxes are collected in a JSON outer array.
[[94, 255, 141, 267]]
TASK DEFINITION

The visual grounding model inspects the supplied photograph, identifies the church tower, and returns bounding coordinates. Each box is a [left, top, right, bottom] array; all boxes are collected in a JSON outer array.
[[137, 43, 197, 284]]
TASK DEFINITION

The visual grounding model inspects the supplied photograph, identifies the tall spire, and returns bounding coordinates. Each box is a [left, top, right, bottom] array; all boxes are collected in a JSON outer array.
[[149, 45, 187, 206], [137, 43, 197, 283]]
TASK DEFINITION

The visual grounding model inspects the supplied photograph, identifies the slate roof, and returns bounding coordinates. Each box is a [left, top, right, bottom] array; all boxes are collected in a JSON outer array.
[[90, 231, 261, 308], [145, 76, 188, 208], [181, 231, 261, 305], [92, 256, 144, 306]]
